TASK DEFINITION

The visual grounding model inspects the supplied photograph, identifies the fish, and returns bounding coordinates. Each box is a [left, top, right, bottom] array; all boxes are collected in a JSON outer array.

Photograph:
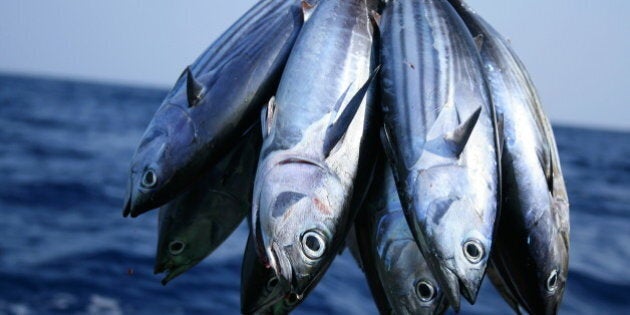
[[153, 126, 261, 285], [249, 0, 380, 310], [353, 157, 449, 315], [241, 233, 311, 315], [486, 263, 525, 315], [378, 0, 501, 310], [123, 0, 308, 217], [448, 1, 570, 314]]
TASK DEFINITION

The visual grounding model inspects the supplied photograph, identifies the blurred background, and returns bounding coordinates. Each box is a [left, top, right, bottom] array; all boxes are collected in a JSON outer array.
[[0, 1, 628, 314]]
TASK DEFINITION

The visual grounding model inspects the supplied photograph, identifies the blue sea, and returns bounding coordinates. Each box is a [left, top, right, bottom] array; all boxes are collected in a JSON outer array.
[[0, 73, 628, 314]]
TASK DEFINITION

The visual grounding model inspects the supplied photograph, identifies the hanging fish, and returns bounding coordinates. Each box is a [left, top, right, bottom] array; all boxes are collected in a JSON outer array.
[[378, 0, 500, 310], [353, 157, 449, 315], [249, 0, 380, 310], [449, 1, 570, 314], [241, 232, 311, 315], [154, 126, 261, 284], [486, 263, 525, 314], [123, 0, 309, 217]]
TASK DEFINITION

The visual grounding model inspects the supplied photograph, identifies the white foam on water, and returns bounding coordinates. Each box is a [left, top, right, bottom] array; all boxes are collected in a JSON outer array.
[[87, 295, 122, 315]]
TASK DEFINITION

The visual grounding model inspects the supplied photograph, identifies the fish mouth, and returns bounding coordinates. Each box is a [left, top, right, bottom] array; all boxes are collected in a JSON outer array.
[[153, 260, 169, 275], [122, 195, 132, 217], [122, 178, 148, 218], [241, 244, 291, 314], [460, 275, 481, 305], [267, 242, 293, 287], [122, 178, 133, 217], [153, 259, 193, 285], [433, 264, 482, 311], [433, 264, 462, 312]]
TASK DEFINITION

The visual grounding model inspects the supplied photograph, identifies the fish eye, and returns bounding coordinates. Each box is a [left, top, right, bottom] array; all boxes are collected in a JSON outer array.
[[168, 240, 185, 255], [416, 280, 436, 302], [285, 293, 300, 306], [266, 276, 279, 291], [301, 230, 326, 259], [462, 239, 484, 263], [141, 169, 158, 188], [546, 269, 559, 292]]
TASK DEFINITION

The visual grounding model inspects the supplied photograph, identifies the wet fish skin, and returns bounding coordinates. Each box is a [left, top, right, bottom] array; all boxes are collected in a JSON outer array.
[[448, 1, 570, 314], [241, 233, 311, 315], [379, 0, 500, 310], [154, 127, 261, 285], [354, 158, 449, 315], [123, 0, 307, 217], [486, 263, 524, 315], [249, 0, 380, 311]]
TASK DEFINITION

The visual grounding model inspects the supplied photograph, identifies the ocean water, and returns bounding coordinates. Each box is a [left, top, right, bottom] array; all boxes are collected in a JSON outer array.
[[0, 73, 628, 315]]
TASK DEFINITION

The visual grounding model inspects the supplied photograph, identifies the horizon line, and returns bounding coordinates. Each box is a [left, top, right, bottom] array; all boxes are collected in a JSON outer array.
[[1, 69, 627, 134]]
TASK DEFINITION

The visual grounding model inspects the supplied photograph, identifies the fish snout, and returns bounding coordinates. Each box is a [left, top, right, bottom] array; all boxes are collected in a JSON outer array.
[[459, 275, 482, 305], [153, 259, 173, 275]]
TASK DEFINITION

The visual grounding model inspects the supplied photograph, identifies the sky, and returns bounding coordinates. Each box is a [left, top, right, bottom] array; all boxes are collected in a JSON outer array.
[[0, 1, 628, 131]]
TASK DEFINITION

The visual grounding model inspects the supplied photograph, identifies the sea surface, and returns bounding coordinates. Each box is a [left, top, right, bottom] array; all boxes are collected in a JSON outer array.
[[0, 73, 628, 314]]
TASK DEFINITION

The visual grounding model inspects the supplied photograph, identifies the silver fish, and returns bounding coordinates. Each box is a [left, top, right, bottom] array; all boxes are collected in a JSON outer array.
[[250, 0, 379, 310], [449, 1, 570, 314], [154, 127, 260, 285], [379, 0, 500, 310], [354, 158, 449, 315], [123, 0, 307, 217]]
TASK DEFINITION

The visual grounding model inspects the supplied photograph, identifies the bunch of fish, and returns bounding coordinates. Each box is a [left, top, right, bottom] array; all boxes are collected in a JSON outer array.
[[123, 0, 570, 314]]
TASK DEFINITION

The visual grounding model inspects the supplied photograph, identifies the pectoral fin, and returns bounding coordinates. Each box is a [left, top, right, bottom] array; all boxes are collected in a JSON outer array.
[[322, 66, 381, 158], [444, 106, 482, 158], [423, 106, 481, 159]]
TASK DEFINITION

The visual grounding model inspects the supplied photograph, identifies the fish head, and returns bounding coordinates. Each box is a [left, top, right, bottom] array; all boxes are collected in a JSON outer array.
[[520, 203, 569, 315], [154, 190, 242, 285], [123, 71, 201, 218], [253, 156, 347, 302], [374, 212, 447, 314], [411, 164, 495, 308], [533, 234, 568, 315]]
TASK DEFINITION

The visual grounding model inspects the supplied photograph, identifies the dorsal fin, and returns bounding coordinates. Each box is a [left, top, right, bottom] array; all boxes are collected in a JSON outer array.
[[301, 0, 317, 22], [444, 106, 482, 158], [185, 67, 204, 107], [322, 65, 381, 158], [260, 97, 276, 139]]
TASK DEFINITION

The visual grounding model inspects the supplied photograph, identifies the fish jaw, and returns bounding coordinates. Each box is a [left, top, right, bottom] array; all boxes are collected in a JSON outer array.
[[152, 255, 195, 285], [434, 263, 462, 312], [267, 242, 294, 291], [241, 234, 291, 314]]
